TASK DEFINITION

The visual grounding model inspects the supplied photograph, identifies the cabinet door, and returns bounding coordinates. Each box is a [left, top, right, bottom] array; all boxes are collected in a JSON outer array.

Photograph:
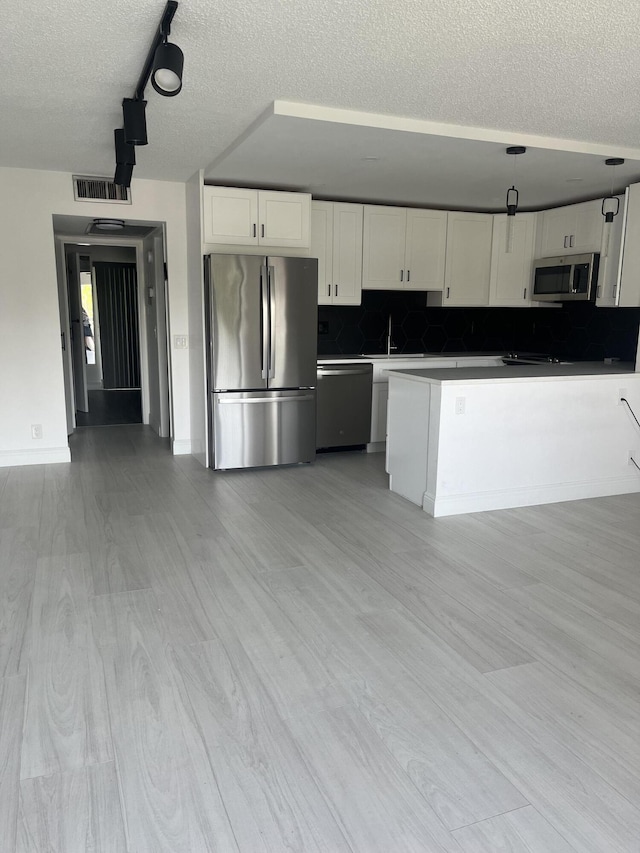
[[443, 212, 493, 306], [617, 184, 640, 307], [596, 195, 625, 307], [489, 213, 537, 306], [539, 207, 575, 256], [310, 202, 333, 305], [332, 203, 363, 305], [572, 199, 603, 253], [258, 191, 311, 248], [203, 186, 258, 245], [362, 206, 406, 289], [404, 209, 447, 290]]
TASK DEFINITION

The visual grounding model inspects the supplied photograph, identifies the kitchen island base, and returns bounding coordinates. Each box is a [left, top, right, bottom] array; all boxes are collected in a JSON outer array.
[[386, 365, 640, 517]]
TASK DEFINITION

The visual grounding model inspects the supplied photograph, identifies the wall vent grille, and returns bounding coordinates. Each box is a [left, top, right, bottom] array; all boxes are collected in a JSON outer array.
[[72, 175, 131, 204]]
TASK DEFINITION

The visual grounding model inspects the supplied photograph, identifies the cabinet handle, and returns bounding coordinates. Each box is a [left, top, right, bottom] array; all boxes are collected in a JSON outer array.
[[400, 270, 403, 282], [613, 284, 618, 300], [335, 284, 338, 296], [253, 223, 256, 238], [569, 235, 574, 248], [597, 285, 601, 299], [563, 235, 568, 249], [407, 270, 410, 282], [327, 284, 331, 297], [446, 287, 450, 299], [261, 224, 265, 238], [523, 287, 527, 300]]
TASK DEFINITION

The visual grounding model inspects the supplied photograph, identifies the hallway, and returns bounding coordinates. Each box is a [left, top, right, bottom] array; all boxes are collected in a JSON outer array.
[[1, 426, 640, 851]]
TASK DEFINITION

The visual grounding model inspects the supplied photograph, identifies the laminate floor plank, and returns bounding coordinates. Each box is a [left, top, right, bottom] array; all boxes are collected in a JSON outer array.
[[452, 805, 578, 852], [21, 554, 112, 780], [37, 464, 87, 558], [0, 467, 44, 531], [0, 674, 26, 853], [0, 526, 37, 677], [91, 588, 237, 853], [342, 670, 529, 831], [17, 762, 127, 853], [288, 703, 462, 852], [329, 537, 535, 673], [171, 638, 351, 852], [487, 661, 640, 804], [361, 607, 640, 853]]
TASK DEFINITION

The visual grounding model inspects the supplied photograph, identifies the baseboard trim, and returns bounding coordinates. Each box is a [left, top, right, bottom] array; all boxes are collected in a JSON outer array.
[[0, 446, 71, 468], [172, 439, 192, 456], [422, 475, 640, 517], [366, 441, 386, 454]]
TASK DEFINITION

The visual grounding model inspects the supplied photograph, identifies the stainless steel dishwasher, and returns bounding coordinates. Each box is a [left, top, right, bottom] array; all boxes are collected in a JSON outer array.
[[316, 361, 373, 449]]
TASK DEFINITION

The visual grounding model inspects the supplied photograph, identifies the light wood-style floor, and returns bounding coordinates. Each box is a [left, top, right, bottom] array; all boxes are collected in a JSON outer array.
[[1, 425, 640, 852]]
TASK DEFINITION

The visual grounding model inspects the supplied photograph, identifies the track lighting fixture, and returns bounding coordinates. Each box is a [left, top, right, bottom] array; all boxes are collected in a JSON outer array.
[[113, 2, 183, 186], [152, 40, 184, 96]]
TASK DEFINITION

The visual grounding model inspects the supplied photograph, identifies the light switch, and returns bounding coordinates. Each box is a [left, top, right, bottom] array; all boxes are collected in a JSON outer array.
[[174, 335, 188, 350]]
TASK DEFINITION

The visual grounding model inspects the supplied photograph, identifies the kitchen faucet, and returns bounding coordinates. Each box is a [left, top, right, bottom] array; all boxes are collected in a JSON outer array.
[[386, 314, 397, 356]]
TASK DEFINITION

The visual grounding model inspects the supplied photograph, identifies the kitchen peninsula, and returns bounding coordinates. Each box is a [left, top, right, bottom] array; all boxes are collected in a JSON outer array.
[[386, 362, 640, 516]]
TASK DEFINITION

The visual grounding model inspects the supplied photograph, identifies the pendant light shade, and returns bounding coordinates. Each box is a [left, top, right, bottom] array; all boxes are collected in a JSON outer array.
[[151, 41, 184, 96], [122, 98, 148, 146], [504, 146, 526, 254], [602, 158, 624, 223]]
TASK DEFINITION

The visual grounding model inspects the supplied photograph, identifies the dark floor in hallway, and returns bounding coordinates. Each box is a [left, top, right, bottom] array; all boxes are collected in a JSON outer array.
[[76, 389, 142, 427]]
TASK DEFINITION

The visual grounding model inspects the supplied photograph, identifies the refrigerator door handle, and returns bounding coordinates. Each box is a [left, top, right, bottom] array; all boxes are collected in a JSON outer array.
[[260, 265, 269, 379], [217, 393, 315, 405], [268, 265, 276, 379]]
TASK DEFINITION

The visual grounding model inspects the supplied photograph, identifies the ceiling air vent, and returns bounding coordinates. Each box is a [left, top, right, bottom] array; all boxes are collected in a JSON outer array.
[[72, 175, 131, 204]]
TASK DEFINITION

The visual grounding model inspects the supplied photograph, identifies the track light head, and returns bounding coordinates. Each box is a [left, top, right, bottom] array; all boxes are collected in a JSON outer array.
[[114, 163, 134, 188], [122, 98, 148, 146], [152, 40, 183, 96], [114, 128, 136, 166]]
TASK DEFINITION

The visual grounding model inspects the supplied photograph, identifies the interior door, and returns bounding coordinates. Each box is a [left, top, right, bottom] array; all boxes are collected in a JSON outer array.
[[66, 252, 89, 413], [268, 256, 318, 389]]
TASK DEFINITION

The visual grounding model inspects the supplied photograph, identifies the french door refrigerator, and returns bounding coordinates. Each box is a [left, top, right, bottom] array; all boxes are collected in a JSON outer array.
[[206, 254, 318, 470]]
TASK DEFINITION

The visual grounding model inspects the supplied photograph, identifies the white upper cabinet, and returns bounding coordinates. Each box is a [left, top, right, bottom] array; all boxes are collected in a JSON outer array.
[[203, 186, 310, 248], [489, 213, 537, 306], [438, 212, 493, 306], [311, 201, 363, 305], [362, 205, 447, 290], [404, 209, 448, 290], [362, 206, 407, 289], [616, 184, 640, 307], [538, 199, 603, 256]]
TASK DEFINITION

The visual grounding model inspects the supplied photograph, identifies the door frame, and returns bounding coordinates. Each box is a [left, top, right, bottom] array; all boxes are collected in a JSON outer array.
[[54, 232, 171, 438]]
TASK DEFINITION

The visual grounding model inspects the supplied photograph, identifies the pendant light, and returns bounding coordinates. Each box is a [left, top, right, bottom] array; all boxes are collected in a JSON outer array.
[[505, 146, 526, 254], [601, 158, 624, 258]]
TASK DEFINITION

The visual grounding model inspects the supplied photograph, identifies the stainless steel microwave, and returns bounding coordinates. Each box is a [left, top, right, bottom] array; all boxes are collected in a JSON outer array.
[[532, 253, 600, 302]]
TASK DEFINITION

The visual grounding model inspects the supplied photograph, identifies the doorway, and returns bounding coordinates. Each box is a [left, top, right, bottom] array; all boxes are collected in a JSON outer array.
[[55, 222, 171, 441]]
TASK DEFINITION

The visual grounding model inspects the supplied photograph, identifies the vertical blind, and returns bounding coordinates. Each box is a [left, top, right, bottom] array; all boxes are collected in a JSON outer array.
[[94, 262, 140, 389]]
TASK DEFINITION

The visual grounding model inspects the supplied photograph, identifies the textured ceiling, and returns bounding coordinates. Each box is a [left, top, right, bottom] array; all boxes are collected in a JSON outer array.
[[4, 0, 640, 207]]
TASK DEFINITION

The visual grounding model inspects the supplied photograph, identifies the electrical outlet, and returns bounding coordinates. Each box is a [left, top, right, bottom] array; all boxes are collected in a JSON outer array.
[[31, 424, 42, 440], [618, 388, 627, 405], [174, 335, 188, 350], [455, 397, 466, 415]]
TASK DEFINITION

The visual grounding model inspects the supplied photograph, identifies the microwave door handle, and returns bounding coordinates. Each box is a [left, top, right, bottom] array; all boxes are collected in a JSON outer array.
[[261, 266, 269, 379]]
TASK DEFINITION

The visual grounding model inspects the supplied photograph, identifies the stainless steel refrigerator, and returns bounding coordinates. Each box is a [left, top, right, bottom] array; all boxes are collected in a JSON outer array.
[[205, 254, 318, 470]]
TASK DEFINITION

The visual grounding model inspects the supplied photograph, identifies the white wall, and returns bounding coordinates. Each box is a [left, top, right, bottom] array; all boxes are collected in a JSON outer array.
[[0, 167, 191, 466], [186, 171, 207, 465]]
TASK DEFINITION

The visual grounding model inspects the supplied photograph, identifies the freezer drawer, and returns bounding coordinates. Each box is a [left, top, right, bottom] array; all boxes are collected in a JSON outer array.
[[316, 362, 373, 448], [212, 390, 316, 470]]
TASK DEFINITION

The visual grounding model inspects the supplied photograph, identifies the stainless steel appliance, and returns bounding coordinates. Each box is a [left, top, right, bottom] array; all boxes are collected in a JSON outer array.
[[316, 361, 373, 449], [532, 253, 599, 302], [206, 254, 318, 470]]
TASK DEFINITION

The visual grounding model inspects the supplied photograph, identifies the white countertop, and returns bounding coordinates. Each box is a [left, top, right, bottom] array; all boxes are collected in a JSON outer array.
[[387, 362, 636, 384]]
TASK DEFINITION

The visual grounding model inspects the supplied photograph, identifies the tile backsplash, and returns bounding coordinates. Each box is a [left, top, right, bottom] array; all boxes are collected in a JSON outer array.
[[317, 290, 640, 362]]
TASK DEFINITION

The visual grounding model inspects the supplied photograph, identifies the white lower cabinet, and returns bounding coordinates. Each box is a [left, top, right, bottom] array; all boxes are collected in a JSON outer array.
[[311, 201, 363, 305]]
